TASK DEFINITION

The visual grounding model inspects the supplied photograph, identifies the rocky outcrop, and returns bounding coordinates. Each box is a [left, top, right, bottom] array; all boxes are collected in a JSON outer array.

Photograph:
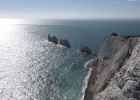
[[48, 34, 71, 48], [48, 34, 58, 44], [111, 32, 118, 36], [81, 46, 92, 54], [60, 39, 71, 48], [84, 35, 140, 100]]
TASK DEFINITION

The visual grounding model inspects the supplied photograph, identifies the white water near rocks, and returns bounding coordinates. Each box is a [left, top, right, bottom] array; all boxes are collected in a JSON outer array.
[[0, 20, 140, 100], [81, 67, 92, 100]]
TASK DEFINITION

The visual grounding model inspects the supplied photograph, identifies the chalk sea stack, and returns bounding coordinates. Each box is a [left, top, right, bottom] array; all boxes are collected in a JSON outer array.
[[60, 39, 71, 48], [81, 46, 92, 54], [48, 34, 58, 44]]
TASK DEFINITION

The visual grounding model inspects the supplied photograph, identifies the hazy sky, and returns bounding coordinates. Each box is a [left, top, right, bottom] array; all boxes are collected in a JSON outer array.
[[0, 0, 140, 19]]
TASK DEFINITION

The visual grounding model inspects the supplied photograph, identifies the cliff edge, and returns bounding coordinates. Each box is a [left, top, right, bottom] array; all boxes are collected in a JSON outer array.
[[84, 35, 140, 100]]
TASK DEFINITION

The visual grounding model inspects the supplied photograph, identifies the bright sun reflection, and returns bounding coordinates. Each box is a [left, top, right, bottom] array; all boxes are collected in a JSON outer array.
[[0, 18, 21, 25], [0, 18, 18, 42], [0, 18, 26, 43], [0, 25, 13, 42]]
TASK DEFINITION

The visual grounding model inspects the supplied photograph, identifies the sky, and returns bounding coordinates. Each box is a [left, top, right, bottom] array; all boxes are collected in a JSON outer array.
[[0, 0, 140, 19]]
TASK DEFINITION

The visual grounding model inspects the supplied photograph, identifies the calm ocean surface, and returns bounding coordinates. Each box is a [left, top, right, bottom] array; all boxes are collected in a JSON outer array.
[[0, 19, 140, 100]]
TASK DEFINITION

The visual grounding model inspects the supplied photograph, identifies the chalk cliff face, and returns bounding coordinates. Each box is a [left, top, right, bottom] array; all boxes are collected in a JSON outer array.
[[84, 36, 140, 100]]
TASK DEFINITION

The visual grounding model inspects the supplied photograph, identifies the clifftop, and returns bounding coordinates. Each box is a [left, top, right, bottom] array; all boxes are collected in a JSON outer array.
[[84, 35, 140, 100]]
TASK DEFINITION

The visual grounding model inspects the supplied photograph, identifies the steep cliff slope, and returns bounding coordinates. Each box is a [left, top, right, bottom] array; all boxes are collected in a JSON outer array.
[[84, 36, 140, 100]]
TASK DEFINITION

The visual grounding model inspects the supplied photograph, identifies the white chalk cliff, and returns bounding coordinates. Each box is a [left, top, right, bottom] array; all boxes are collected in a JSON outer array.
[[84, 36, 140, 100]]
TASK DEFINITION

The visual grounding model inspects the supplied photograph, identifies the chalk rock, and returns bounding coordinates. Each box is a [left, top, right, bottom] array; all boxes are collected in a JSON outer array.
[[48, 34, 58, 44], [81, 46, 92, 54], [59, 39, 70, 48], [93, 37, 140, 100]]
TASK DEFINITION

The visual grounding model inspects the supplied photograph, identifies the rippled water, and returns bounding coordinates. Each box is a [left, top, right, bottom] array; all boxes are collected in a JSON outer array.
[[0, 24, 91, 100], [0, 20, 140, 100]]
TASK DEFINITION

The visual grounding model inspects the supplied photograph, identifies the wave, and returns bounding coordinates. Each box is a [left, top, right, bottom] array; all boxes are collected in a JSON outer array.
[[81, 62, 93, 100]]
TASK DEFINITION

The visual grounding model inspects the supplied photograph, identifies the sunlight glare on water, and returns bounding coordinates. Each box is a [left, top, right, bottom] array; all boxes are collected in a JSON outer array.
[[0, 24, 45, 100], [0, 24, 32, 99], [0, 23, 89, 100], [1, 19, 139, 100], [0, 24, 14, 42], [0, 18, 24, 25]]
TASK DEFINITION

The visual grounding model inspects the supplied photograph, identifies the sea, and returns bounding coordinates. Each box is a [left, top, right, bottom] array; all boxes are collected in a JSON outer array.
[[0, 19, 140, 100]]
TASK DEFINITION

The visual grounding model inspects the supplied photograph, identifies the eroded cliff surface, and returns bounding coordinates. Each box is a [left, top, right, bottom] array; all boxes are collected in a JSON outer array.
[[84, 36, 140, 100]]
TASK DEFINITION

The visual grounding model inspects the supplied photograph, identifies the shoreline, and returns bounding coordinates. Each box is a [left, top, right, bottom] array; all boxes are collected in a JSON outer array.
[[81, 68, 92, 100], [83, 36, 140, 100], [83, 67, 97, 100]]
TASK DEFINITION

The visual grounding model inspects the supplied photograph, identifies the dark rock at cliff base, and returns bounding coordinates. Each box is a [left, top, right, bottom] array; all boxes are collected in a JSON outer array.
[[111, 32, 118, 36], [132, 91, 140, 99], [59, 39, 70, 48], [48, 34, 58, 44], [81, 46, 92, 54], [135, 86, 140, 91]]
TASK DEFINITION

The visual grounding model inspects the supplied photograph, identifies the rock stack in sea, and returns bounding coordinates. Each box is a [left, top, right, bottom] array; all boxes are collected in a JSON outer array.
[[48, 34, 58, 44], [60, 39, 71, 48], [81, 46, 92, 54], [48, 34, 70, 48], [84, 35, 140, 100]]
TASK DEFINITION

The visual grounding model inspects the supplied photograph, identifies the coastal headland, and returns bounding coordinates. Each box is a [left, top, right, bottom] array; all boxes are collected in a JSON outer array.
[[84, 35, 140, 100]]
